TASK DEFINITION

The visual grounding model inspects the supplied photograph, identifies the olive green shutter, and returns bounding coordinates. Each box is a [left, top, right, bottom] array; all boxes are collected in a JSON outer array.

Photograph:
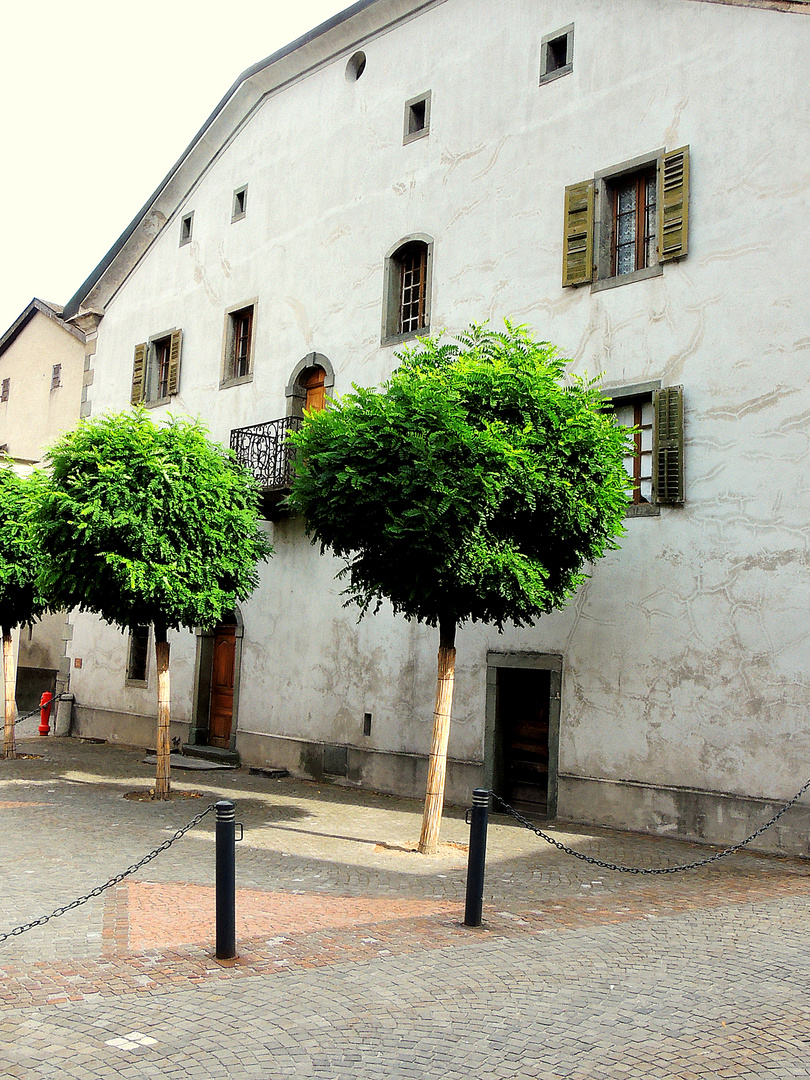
[[167, 329, 182, 396], [562, 179, 594, 286], [658, 146, 689, 262], [653, 386, 684, 504], [131, 343, 147, 406]]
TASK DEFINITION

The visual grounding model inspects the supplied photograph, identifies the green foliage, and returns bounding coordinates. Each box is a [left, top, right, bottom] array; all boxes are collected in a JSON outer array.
[[0, 467, 48, 632], [32, 411, 273, 632], [289, 322, 631, 630]]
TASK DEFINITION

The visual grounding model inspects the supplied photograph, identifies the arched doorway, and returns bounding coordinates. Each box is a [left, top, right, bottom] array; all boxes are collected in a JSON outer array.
[[285, 352, 335, 417], [300, 364, 326, 413]]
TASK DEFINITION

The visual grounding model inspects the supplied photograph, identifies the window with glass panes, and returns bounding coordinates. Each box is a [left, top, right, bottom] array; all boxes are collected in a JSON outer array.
[[398, 244, 428, 335], [611, 170, 656, 277], [614, 395, 654, 504]]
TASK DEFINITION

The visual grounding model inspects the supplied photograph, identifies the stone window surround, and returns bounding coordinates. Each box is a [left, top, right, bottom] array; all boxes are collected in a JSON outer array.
[[180, 211, 194, 247], [232, 185, 248, 223], [592, 149, 665, 293], [381, 233, 434, 347], [403, 90, 431, 145], [602, 379, 662, 518], [539, 23, 574, 86], [143, 328, 178, 409], [220, 299, 258, 389], [125, 625, 151, 688]]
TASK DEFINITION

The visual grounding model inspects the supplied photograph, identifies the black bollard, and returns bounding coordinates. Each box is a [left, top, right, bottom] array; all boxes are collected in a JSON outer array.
[[215, 799, 237, 959], [464, 788, 490, 927]]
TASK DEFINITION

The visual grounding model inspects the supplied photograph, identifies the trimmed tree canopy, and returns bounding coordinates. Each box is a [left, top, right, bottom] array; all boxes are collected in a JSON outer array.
[[1, 466, 49, 759], [288, 322, 630, 630], [0, 467, 47, 632], [33, 411, 272, 632]]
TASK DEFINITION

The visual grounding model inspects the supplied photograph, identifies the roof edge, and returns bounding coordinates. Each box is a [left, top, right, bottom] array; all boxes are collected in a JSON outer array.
[[62, 0, 380, 320], [0, 298, 85, 358]]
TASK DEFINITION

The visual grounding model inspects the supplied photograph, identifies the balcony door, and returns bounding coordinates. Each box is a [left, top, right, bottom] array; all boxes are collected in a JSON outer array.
[[300, 365, 326, 413]]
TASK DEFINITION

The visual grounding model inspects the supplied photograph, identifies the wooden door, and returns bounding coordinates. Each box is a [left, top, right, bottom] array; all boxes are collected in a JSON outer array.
[[209, 624, 236, 748], [301, 366, 326, 413], [496, 668, 551, 812]]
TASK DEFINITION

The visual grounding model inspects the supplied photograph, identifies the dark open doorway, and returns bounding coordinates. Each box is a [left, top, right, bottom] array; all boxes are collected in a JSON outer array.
[[485, 653, 561, 818]]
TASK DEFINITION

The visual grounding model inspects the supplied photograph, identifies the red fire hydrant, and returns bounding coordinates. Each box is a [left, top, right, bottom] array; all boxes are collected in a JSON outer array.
[[38, 692, 53, 736]]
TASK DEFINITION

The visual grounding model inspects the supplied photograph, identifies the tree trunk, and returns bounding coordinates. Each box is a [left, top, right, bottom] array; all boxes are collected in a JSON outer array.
[[154, 620, 171, 800], [2, 627, 16, 760], [418, 616, 457, 855]]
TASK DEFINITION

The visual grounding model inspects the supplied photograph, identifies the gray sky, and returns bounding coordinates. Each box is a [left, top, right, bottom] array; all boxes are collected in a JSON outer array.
[[0, 0, 351, 332]]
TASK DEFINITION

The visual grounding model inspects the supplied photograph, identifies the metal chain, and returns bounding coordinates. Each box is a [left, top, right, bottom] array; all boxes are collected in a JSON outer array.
[[0, 803, 216, 943], [13, 693, 71, 725], [490, 775, 810, 874]]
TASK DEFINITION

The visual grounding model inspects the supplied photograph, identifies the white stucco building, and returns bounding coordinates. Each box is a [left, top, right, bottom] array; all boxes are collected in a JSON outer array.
[[60, 0, 810, 853], [0, 299, 86, 712]]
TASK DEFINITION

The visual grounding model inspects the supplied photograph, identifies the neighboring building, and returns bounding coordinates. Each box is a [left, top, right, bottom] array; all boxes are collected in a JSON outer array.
[[0, 298, 86, 709], [61, 0, 810, 853]]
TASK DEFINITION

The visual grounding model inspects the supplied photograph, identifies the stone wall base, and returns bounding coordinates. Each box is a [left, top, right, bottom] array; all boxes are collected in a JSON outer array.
[[236, 730, 483, 807], [73, 706, 190, 751], [71, 708, 483, 807], [558, 773, 810, 859]]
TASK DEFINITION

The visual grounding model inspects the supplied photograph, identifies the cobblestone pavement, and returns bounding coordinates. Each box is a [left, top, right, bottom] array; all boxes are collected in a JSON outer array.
[[2, 731, 810, 1078]]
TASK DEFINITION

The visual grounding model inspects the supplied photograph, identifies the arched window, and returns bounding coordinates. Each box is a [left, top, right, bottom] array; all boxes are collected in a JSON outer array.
[[285, 353, 335, 418], [382, 236, 433, 345]]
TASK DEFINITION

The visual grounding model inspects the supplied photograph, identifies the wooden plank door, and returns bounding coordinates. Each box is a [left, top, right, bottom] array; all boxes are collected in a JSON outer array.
[[209, 624, 236, 748], [496, 668, 551, 812]]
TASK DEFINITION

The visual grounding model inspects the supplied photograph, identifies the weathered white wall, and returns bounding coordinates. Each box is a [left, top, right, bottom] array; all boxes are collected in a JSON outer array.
[[71, 0, 810, 844]]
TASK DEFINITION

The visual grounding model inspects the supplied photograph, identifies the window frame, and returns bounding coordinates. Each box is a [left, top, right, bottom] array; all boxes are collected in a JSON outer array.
[[142, 329, 181, 407], [539, 24, 574, 85], [603, 380, 685, 514], [593, 150, 665, 292], [1, 378, 10, 403], [381, 235, 433, 346], [180, 211, 194, 247], [125, 625, 151, 687], [403, 91, 431, 145], [232, 185, 248, 223], [220, 300, 257, 389], [51, 363, 62, 391]]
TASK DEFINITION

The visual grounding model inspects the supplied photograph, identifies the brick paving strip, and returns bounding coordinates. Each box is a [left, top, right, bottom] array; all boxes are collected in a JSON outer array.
[[1, 871, 809, 1009]]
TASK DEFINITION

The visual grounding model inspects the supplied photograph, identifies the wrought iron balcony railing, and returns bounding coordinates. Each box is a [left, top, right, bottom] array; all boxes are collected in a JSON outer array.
[[230, 416, 302, 490]]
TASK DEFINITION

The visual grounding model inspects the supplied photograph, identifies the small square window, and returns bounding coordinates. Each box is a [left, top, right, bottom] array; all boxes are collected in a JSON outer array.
[[126, 626, 150, 685], [540, 24, 573, 84], [51, 363, 62, 391], [180, 212, 194, 246], [232, 185, 248, 222], [403, 91, 431, 145], [221, 303, 256, 386], [1, 379, 9, 403]]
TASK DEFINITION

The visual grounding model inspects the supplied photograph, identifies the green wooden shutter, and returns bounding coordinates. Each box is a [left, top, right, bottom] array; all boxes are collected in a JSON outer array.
[[562, 179, 594, 286], [131, 343, 147, 406], [167, 329, 182, 396], [653, 386, 684, 504], [658, 146, 689, 262]]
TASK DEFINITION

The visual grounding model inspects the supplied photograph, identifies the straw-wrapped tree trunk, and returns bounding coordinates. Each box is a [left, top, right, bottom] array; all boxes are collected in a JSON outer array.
[[289, 321, 631, 853]]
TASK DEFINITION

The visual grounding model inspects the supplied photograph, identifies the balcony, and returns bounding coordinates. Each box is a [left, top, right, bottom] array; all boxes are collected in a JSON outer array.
[[230, 416, 302, 515]]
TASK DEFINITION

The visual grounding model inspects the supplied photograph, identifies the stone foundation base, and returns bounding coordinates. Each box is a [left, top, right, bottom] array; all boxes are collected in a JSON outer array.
[[558, 773, 810, 859]]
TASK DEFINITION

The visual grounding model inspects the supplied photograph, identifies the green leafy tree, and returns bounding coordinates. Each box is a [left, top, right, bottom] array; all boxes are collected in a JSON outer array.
[[0, 468, 48, 759], [289, 322, 630, 852], [32, 411, 272, 798]]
